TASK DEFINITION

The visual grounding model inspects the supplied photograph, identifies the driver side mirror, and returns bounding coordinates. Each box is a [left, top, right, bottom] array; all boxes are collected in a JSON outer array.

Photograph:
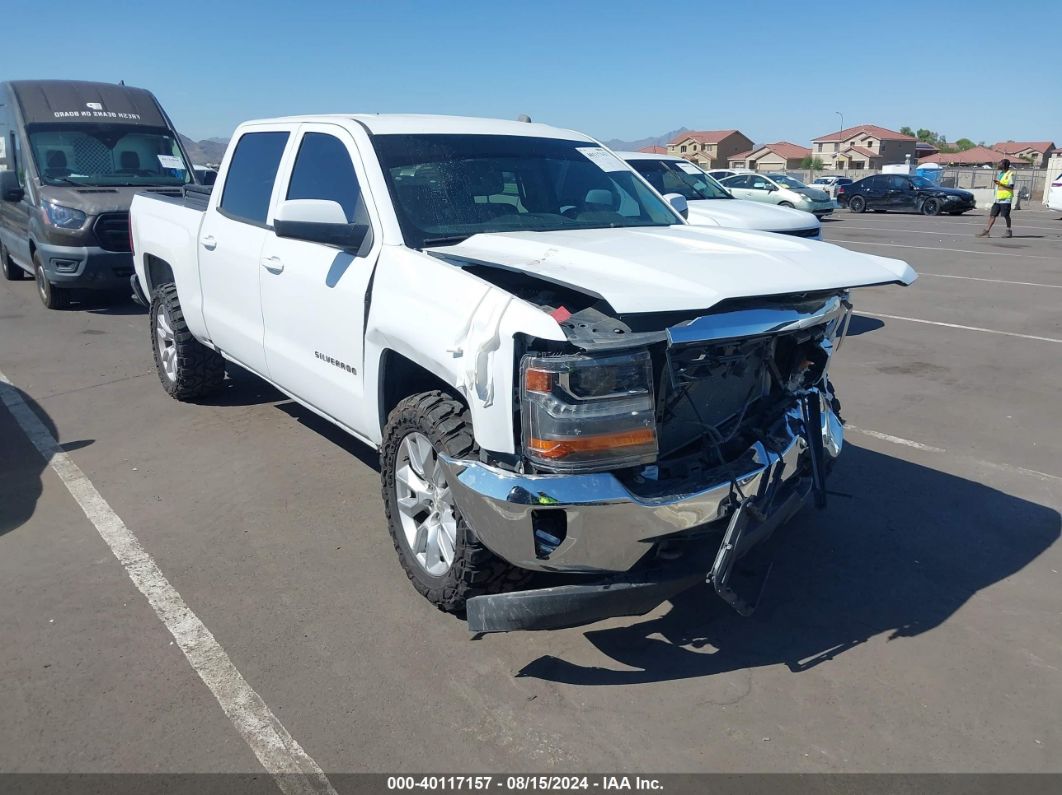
[[274, 199, 369, 250], [766, 184, 777, 192], [663, 192, 688, 220], [0, 170, 25, 202]]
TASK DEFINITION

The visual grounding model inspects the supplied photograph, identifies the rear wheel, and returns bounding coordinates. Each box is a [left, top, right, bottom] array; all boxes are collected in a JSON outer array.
[[922, 198, 941, 216], [778, 201, 795, 208], [381, 391, 528, 613], [848, 195, 866, 214], [1, 241, 25, 281], [150, 282, 225, 400], [33, 250, 70, 309]]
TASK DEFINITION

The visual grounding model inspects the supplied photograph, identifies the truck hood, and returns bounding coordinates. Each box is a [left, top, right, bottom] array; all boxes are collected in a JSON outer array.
[[428, 225, 916, 314], [686, 199, 820, 232]]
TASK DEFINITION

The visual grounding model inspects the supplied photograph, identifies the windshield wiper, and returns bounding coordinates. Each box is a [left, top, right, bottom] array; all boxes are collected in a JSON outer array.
[[47, 177, 89, 187], [419, 234, 472, 248]]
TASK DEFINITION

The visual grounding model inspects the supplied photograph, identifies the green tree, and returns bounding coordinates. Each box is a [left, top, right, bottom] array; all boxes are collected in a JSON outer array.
[[900, 126, 915, 137], [955, 138, 975, 151], [800, 156, 826, 170]]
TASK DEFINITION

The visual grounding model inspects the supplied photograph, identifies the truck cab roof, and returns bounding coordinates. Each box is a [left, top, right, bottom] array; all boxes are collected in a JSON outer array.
[[235, 113, 595, 141]]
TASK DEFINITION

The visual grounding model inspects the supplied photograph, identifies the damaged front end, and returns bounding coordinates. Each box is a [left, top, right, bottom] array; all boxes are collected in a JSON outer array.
[[439, 288, 852, 633]]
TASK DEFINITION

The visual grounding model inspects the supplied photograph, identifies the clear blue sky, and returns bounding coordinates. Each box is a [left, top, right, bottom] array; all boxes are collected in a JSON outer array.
[[6, 0, 1060, 145]]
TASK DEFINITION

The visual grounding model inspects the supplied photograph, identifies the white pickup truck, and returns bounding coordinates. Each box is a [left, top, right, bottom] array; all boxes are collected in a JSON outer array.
[[129, 114, 916, 633]]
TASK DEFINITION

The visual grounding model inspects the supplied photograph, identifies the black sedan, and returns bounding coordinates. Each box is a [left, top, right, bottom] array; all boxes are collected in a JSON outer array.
[[838, 174, 976, 216]]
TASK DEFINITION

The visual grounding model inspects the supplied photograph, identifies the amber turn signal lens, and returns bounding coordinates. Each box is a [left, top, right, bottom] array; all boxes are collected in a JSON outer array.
[[524, 368, 554, 394], [528, 428, 656, 460]]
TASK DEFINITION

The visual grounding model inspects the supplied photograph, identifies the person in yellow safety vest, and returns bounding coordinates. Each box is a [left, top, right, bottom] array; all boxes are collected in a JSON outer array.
[[977, 159, 1015, 238]]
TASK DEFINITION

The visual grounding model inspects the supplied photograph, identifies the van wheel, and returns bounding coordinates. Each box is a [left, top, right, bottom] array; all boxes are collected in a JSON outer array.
[[150, 283, 225, 400], [848, 196, 866, 213], [1, 242, 25, 281], [33, 251, 70, 309], [381, 391, 529, 613]]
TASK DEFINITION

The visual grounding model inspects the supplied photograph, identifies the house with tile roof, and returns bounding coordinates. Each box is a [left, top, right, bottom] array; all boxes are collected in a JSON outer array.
[[667, 129, 754, 169], [990, 141, 1056, 167], [811, 124, 917, 170], [729, 141, 811, 171], [918, 146, 1012, 167], [638, 145, 668, 154]]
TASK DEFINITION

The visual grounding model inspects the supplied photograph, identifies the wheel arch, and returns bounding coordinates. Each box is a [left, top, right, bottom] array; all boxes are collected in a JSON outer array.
[[143, 254, 175, 295], [377, 349, 467, 437]]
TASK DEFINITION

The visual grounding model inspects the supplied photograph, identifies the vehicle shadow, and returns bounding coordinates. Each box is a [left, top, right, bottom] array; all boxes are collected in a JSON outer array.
[[845, 315, 884, 337], [515, 444, 1060, 685], [0, 382, 94, 536], [68, 292, 146, 316]]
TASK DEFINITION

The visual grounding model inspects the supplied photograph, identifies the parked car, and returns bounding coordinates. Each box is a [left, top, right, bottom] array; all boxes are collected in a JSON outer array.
[[619, 152, 820, 238], [719, 172, 836, 218], [130, 113, 915, 632], [193, 165, 218, 185], [0, 79, 197, 307], [811, 176, 853, 198], [1048, 173, 1062, 213], [705, 168, 751, 181], [838, 174, 976, 216]]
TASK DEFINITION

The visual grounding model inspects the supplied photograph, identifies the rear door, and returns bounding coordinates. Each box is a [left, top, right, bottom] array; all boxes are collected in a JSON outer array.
[[198, 126, 292, 375], [861, 175, 887, 208], [888, 176, 916, 211], [258, 122, 381, 430]]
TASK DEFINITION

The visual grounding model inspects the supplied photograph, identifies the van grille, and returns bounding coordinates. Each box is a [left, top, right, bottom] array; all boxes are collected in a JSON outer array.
[[93, 212, 131, 252]]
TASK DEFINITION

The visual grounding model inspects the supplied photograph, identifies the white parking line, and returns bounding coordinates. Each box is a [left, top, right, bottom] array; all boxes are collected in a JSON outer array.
[[846, 425, 1062, 484], [0, 370, 337, 795], [918, 273, 1062, 289], [860, 312, 1062, 344], [827, 239, 1057, 260], [834, 224, 1062, 236]]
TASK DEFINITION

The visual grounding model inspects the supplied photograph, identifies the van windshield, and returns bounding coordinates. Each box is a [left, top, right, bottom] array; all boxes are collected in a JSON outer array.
[[27, 124, 192, 187], [372, 134, 680, 248]]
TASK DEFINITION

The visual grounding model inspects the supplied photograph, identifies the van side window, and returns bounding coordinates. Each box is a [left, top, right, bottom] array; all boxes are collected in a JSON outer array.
[[286, 133, 367, 224], [220, 131, 290, 225]]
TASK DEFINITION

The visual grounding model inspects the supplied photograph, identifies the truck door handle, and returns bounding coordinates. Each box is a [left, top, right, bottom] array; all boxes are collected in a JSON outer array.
[[261, 256, 284, 274], [201, 235, 217, 251]]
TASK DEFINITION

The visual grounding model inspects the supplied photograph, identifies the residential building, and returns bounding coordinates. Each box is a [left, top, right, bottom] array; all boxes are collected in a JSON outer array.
[[915, 141, 939, 158], [638, 145, 668, 154], [991, 141, 1056, 168], [729, 141, 811, 172], [667, 130, 754, 169], [811, 124, 917, 170], [918, 146, 1013, 167]]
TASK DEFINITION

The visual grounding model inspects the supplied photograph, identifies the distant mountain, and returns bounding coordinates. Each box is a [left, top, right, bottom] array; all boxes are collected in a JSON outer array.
[[602, 127, 689, 152], [178, 134, 229, 166]]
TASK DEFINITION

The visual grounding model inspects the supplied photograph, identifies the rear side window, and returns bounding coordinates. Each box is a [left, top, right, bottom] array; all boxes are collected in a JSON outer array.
[[220, 131, 290, 224], [286, 133, 367, 224]]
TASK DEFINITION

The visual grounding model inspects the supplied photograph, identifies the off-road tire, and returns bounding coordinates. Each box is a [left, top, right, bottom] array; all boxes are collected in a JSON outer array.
[[922, 198, 941, 216], [150, 282, 225, 400], [848, 195, 866, 214], [1, 241, 25, 281], [33, 250, 70, 309], [381, 391, 529, 613]]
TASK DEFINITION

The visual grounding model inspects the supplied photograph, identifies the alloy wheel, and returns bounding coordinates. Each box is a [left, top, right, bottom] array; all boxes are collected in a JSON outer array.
[[156, 309, 177, 382], [394, 431, 458, 576]]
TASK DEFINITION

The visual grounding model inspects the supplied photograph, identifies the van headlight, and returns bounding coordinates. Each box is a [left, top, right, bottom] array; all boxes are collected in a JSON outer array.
[[42, 202, 87, 229], [520, 350, 658, 473]]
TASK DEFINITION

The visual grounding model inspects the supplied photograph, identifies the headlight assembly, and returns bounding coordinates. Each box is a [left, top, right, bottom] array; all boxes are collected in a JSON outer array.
[[520, 350, 658, 472], [42, 202, 87, 229]]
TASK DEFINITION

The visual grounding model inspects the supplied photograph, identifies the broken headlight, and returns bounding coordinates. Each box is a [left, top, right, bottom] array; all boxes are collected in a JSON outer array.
[[520, 350, 657, 473]]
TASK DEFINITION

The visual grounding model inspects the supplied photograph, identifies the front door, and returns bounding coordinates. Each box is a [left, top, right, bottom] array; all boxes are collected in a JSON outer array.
[[259, 123, 381, 431], [0, 130, 33, 270], [199, 127, 292, 376]]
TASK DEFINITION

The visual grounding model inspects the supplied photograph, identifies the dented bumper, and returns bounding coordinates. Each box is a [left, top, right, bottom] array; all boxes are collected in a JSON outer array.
[[440, 390, 843, 577]]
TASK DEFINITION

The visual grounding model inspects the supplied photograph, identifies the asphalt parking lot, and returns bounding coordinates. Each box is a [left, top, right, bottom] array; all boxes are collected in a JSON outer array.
[[1, 205, 1060, 779]]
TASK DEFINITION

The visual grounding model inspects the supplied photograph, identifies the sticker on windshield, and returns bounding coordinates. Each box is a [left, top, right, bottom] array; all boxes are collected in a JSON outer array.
[[157, 154, 185, 169], [577, 147, 627, 172], [676, 162, 702, 175]]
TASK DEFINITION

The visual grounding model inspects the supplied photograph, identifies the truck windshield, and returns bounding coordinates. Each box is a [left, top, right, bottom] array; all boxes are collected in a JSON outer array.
[[629, 159, 732, 201], [372, 134, 680, 248], [27, 124, 192, 187]]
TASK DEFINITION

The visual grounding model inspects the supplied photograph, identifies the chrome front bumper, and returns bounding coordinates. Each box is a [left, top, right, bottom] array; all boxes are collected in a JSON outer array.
[[441, 392, 843, 573]]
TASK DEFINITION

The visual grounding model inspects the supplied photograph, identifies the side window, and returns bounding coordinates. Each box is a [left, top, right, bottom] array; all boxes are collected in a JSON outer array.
[[219, 131, 290, 225], [750, 176, 770, 190], [725, 175, 750, 188], [890, 176, 911, 190], [286, 132, 368, 224]]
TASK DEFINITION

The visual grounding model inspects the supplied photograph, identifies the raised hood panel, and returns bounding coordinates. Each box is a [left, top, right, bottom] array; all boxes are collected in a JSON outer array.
[[686, 199, 819, 231], [429, 226, 916, 314]]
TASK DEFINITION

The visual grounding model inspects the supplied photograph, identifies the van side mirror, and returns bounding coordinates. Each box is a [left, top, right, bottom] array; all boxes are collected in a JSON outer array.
[[273, 199, 369, 250], [0, 171, 25, 202], [663, 193, 688, 219]]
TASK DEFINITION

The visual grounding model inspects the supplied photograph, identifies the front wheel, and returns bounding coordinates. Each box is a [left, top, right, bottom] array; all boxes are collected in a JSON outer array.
[[381, 391, 528, 613], [848, 195, 866, 213], [778, 201, 795, 208], [150, 283, 225, 400], [922, 198, 941, 216], [33, 251, 70, 309], [1, 241, 25, 281]]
